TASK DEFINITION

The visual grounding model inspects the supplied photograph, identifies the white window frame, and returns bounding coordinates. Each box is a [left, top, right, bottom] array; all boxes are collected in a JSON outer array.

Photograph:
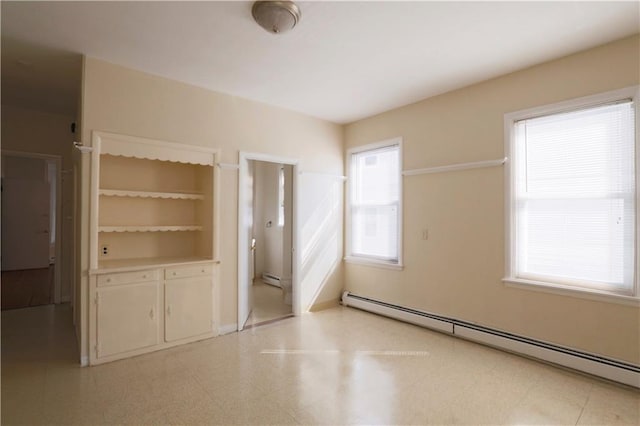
[[345, 137, 403, 270], [504, 86, 640, 306]]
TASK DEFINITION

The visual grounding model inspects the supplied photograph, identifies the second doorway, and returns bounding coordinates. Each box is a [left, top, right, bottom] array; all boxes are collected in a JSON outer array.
[[245, 160, 293, 327]]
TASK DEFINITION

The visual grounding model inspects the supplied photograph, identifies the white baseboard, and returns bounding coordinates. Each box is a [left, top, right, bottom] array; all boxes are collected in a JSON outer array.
[[341, 291, 640, 388], [262, 273, 281, 287], [342, 291, 452, 334], [455, 326, 640, 388], [218, 323, 238, 335], [80, 355, 89, 367]]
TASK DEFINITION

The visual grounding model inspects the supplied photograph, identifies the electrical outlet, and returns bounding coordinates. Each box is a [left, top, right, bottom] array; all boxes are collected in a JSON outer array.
[[101, 245, 109, 256]]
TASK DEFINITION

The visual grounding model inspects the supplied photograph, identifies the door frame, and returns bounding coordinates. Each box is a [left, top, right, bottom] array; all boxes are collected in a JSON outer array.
[[237, 152, 299, 330], [1, 150, 63, 304]]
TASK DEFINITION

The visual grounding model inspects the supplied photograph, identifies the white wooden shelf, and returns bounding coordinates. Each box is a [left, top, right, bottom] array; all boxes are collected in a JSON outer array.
[[99, 189, 204, 200], [98, 225, 203, 233], [94, 256, 219, 273]]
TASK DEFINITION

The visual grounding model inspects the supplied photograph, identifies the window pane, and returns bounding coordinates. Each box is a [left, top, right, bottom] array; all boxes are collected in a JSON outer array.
[[521, 103, 634, 196], [353, 146, 399, 204], [352, 205, 398, 260], [517, 198, 631, 289], [350, 144, 400, 263], [514, 100, 635, 292]]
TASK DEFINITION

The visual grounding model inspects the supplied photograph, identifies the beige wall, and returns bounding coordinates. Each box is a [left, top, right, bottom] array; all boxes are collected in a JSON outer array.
[[344, 35, 640, 364], [1, 104, 75, 302], [79, 57, 344, 359]]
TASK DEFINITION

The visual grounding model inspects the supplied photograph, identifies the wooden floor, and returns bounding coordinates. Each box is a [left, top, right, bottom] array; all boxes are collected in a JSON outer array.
[[1, 266, 54, 310]]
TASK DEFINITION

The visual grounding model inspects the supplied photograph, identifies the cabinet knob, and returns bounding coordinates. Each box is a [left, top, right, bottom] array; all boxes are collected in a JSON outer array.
[[201, 269, 205, 273], [167, 305, 172, 316], [172, 272, 177, 276], [143, 274, 147, 279], [106, 278, 112, 283], [149, 308, 155, 319]]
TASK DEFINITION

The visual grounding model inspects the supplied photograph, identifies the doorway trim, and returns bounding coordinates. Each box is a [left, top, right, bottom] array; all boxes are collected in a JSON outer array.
[[237, 152, 300, 330], [1, 150, 63, 304]]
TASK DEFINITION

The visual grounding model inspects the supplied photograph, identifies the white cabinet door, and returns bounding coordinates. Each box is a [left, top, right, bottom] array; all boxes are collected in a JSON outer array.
[[165, 277, 213, 342], [97, 282, 160, 358]]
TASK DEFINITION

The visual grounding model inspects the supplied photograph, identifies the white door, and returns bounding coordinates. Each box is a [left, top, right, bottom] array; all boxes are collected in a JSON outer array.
[[1, 177, 50, 270], [237, 157, 254, 330]]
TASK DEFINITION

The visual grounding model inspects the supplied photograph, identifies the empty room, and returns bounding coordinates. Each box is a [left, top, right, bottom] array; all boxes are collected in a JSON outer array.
[[1, 1, 639, 425]]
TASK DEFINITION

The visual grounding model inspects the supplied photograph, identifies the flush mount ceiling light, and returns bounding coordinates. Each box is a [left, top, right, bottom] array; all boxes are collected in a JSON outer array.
[[252, 1, 301, 34]]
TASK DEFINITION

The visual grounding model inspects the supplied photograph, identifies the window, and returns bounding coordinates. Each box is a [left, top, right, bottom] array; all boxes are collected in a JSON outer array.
[[347, 139, 402, 267], [505, 87, 638, 298]]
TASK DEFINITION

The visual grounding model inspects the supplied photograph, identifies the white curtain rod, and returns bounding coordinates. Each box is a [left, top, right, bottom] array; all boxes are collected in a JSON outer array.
[[403, 157, 507, 176]]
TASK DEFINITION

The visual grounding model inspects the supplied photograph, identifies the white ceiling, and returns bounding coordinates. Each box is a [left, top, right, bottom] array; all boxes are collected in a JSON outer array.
[[2, 1, 639, 123]]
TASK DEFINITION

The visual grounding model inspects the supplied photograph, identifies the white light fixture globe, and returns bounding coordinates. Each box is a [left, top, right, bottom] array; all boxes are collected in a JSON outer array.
[[252, 1, 301, 34]]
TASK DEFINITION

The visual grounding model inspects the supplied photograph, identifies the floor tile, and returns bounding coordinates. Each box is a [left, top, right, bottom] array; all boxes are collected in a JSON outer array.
[[2, 303, 639, 426]]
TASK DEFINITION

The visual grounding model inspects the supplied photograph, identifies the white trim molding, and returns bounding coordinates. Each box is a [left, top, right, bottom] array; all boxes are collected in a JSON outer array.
[[80, 355, 89, 367], [504, 278, 640, 307], [344, 255, 404, 271], [403, 157, 506, 176], [218, 323, 239, 335], [216, 162, 240, 170]]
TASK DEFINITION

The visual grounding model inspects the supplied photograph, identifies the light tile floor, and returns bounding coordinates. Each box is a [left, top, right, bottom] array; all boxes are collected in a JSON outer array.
[[2, 304, 639, 425], [245, 280, 293, 327]]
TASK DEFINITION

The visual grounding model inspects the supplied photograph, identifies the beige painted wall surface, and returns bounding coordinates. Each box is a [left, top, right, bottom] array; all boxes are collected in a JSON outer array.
[[79, 57, 344, 359], [344, 35, 640, 364], [1, 105, 75, 302]]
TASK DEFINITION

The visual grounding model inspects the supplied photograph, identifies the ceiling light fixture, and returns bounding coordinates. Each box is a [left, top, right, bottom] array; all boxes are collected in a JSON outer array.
[[252, 1, 301, 34]]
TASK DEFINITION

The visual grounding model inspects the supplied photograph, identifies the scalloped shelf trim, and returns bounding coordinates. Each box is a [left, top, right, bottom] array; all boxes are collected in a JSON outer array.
[[98, 225, 203, 233], [99, 189, 204, 200], [101, 152, 213, 166]]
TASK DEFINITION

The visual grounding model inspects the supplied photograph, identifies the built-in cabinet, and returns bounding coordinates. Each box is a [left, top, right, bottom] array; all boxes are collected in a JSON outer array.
[[88, 131, 219, 365]]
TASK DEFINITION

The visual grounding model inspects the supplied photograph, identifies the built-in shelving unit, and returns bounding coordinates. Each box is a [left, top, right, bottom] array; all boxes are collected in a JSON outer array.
[[88, 131, 220, 365], [91, 140, 217, 269]]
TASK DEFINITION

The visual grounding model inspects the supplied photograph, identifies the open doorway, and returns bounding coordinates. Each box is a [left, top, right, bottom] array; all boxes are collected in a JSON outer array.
[[238, 154, 297, 330], [1, 152, 62, 310]]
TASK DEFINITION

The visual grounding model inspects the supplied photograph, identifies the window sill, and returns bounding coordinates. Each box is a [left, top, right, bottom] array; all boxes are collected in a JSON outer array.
[[344, 256, 404, 271], [503, 277, 640, 307]]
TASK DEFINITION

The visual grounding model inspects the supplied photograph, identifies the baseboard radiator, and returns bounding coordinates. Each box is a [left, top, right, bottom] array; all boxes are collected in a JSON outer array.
[[262, 273, 281, 288], [341, 291, 640, 388]]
